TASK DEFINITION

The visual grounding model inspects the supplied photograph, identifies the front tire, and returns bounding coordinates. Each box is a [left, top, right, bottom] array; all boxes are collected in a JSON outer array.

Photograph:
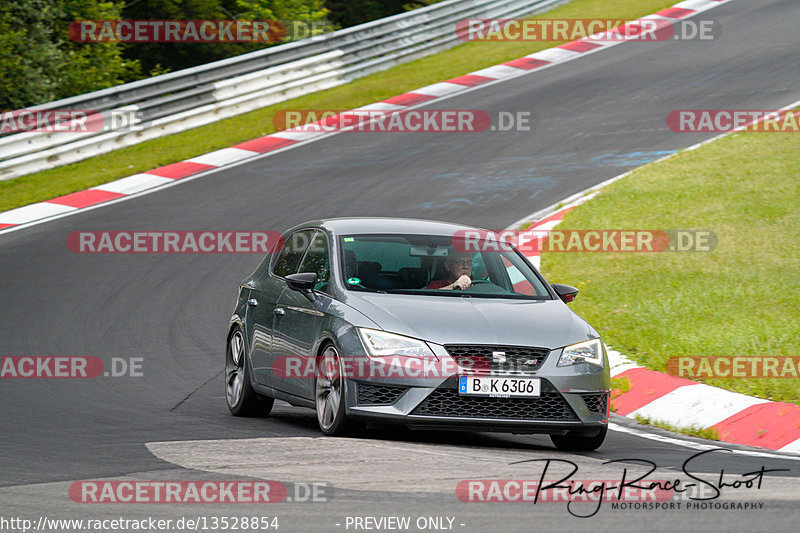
[[550, 427, 607, 451], [225, 327, 274, 417], [315, 343, 355, 436]]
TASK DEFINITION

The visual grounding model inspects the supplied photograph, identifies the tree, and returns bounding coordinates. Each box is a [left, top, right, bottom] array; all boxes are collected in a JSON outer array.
[[58, 0, 142, 100], [323, 0, 439, 29], [0, 0, 140, 109], [0, 0, 434, 109], [120, 0, 332, 75]]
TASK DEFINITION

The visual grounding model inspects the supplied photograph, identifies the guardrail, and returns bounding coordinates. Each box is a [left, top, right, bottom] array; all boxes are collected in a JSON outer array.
[[0, 0, 562, 180]]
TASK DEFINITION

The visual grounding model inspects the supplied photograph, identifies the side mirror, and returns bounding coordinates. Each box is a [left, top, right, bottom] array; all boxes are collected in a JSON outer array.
[[286, 272, 318, 301], [551, 283, 579, 304]]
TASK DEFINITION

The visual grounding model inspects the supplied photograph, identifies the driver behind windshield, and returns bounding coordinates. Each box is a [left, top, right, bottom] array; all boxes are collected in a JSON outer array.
[[426, 250, 473, 290]]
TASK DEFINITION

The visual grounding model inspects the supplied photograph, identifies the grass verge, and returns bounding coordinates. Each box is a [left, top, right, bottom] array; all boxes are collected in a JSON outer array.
[[609, 376, 631, 412], [634, 415, 720, 441], [541, 129, 800, 405], [0, 0, 676, 213]]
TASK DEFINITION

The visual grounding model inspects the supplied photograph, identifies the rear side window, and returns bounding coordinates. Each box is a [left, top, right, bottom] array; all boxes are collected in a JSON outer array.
[[272, 230, 315, 278]]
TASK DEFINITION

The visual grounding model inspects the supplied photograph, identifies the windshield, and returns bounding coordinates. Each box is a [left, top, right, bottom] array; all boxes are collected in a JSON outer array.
[[339, 234, 552, 299]]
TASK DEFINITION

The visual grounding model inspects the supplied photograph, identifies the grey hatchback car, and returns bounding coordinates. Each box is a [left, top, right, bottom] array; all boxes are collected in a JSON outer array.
[[226, 218, 610, 450]]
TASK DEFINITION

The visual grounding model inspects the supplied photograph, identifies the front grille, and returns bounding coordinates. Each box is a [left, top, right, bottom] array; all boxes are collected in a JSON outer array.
[[445, 345, 550, 374], [580, 392, 608, 414], [356, 382, 407, 405], [411, 377, 577, 421]]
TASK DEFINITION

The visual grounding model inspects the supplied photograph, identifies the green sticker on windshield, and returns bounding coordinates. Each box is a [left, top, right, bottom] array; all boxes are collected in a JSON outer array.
[[347, 277, 361, 285], [344, 237, 354, 242]]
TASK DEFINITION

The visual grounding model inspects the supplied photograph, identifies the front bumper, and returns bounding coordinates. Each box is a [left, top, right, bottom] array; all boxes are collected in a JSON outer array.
[[342, 341, 610, 435], [346, 377, 608, 435]]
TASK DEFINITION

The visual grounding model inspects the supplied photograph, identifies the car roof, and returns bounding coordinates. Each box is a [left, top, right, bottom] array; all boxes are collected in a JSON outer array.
[[287, 217, 488, 237]]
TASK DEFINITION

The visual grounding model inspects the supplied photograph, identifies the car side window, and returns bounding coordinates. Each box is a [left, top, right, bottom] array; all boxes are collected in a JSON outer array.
[[272, 230, 315, 278], [298, 232, 330, 293]]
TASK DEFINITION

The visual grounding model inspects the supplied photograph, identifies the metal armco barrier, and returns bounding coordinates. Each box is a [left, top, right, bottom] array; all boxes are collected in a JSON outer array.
[[0, 0, 561, 180]]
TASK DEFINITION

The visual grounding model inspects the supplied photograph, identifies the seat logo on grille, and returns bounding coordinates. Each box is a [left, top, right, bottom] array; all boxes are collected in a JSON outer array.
[[492, 351, 506, 363]]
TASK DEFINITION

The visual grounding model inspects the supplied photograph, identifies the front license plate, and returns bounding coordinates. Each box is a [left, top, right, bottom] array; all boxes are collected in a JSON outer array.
[[458, 376, 540, 397]]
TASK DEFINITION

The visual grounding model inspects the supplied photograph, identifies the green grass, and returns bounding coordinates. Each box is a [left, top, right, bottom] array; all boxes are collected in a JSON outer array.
[[541, 130, 800, 405], [0, 0, 676, 213], [609, 376, 631, 412], [635, 415, 720, 441]]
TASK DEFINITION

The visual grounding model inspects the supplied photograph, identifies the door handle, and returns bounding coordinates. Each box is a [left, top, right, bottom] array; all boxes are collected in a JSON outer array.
[[247, 298, 258, 307], [273, 307, 285, 316]]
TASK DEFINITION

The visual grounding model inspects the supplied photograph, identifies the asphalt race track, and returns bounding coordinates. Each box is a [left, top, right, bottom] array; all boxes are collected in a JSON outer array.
[[1, 0, 799, 531]]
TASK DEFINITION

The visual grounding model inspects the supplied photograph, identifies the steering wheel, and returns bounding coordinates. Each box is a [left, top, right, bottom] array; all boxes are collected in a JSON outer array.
[[458, 279, 498, 293]]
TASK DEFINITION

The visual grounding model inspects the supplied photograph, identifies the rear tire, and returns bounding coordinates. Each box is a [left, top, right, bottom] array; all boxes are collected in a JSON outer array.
[[315, 343, 356, 436], [550, 427, 607, 451], [225, 327, 274, 417]]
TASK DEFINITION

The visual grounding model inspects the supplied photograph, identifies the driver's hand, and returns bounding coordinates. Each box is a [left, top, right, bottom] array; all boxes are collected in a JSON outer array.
[[452, 275, 472, 290]]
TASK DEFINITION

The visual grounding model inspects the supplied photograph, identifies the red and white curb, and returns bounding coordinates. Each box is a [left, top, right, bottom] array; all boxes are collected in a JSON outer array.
[[610, 354, 800, 453], [518, 199, 800, 455], [0, 0, 732, 234]]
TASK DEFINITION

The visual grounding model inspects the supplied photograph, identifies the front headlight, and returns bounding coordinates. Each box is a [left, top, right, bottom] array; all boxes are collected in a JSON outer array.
[[357, 328, 436, 359], [557, 338, 604, 367]]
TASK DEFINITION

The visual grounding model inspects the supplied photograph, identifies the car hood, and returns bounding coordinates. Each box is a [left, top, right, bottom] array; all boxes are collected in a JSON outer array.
[[345, 293, 597, 349]]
